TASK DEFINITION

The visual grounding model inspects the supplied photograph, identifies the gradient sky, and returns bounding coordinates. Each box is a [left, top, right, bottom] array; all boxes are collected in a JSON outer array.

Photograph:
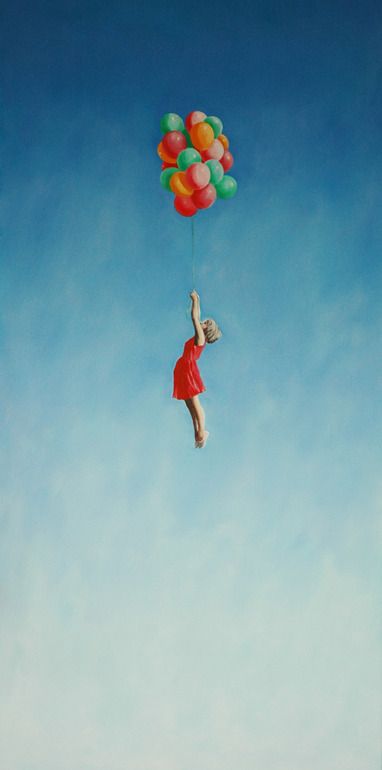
[[1, 2, 382, 769]]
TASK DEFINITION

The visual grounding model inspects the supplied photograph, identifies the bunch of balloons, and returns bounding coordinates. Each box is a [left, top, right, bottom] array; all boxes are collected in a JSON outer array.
[[158, 110, 238, 217]]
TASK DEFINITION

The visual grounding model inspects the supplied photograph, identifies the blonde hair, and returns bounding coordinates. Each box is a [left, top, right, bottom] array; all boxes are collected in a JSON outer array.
[[204, 318, 222, 344]]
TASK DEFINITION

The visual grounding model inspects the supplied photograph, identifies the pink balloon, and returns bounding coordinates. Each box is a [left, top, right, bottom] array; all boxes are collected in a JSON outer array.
[[174, 195, 198, 217], [185, 110, 207, 132], [185, 162, 211, 191], [162, 131, 187, 159], [192, 183, 217, 210], [202, 139, 224, 161], [221, 150, 234, 172]]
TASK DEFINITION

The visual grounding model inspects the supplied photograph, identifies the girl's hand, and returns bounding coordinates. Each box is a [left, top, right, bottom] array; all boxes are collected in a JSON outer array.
[[190, 290, 199, 301]]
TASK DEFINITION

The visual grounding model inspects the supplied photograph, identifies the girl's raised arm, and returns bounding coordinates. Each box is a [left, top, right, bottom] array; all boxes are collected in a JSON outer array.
[[190, 290, 205, 346]]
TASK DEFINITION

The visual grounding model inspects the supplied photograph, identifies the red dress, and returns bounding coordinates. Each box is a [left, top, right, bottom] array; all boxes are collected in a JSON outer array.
[[173, 337, 206, 400]]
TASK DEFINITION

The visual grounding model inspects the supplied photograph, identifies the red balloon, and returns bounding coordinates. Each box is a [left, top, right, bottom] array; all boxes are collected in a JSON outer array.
[[174, 195, 198, 217], [162, 161, 177, 169], [192, 184, 216, 210], [185, 110, 207, 132], [185, 162, 211, 191], [202, 139, 224, 161], [162, 131, 187, 159], [221, 150, 234, 172]]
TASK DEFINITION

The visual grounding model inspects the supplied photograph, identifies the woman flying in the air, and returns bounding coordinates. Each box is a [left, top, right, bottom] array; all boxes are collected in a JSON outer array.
[[172, 290, 222, 448]]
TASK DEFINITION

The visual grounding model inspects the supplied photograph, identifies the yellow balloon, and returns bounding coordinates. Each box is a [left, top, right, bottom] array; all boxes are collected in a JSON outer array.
[[157, 141, 177, 165], [190, 122, 214, 151], [219, 134, 229, 150], [170, 172, 194, 197]]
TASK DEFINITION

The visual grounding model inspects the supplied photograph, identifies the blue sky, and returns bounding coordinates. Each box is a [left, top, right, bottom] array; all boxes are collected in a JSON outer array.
[[1, 2, 381, 768]]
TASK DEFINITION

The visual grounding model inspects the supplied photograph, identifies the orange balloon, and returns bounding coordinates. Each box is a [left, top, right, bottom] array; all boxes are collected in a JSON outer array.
[[219, 134, 229, 150], [170, 171, 194, 197], [157, 141, 177, 165], [190, 122, 214, 151]]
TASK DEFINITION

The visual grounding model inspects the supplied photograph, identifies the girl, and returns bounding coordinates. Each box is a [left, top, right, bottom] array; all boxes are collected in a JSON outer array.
[[172, 290, 222, 448]]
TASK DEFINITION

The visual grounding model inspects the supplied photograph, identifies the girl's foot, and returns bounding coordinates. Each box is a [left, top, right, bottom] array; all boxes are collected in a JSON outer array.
[[196, 430, 209, 448]]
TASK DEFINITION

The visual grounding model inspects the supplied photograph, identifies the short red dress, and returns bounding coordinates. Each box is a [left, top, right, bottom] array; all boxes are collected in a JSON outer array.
[[173, 337, 206, 400]]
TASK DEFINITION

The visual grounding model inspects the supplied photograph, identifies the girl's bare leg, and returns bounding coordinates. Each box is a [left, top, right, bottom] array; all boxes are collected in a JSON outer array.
[[186, 396, 206, 443], [185, 399, 200, 440]]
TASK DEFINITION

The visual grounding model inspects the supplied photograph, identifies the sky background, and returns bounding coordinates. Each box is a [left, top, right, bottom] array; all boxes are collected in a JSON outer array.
[[1, 1, 382, 768]]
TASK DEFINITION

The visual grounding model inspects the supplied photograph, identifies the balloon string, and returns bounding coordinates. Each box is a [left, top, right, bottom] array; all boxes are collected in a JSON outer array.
[[191, 217, 195, 288], [188, 218, 196, 317]]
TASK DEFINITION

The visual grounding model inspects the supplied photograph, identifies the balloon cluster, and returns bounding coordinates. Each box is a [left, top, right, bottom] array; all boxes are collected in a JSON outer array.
[[158, 110, 237, 217]]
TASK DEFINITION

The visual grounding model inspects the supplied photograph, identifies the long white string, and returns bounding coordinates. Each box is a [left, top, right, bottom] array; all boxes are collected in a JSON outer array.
[[188, 218, 196, 316], [191, 217, 195, 288]]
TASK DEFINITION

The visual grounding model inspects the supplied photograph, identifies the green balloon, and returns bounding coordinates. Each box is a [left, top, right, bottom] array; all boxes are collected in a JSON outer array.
[[205, 116, 223, 138], [177, 148, 201, 170], [160, 113, 184, 134], [182, 128, 193, 147], [160, 168, 178, 191], [216, 175, 238, 199], [205, 159, 224, 185]]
